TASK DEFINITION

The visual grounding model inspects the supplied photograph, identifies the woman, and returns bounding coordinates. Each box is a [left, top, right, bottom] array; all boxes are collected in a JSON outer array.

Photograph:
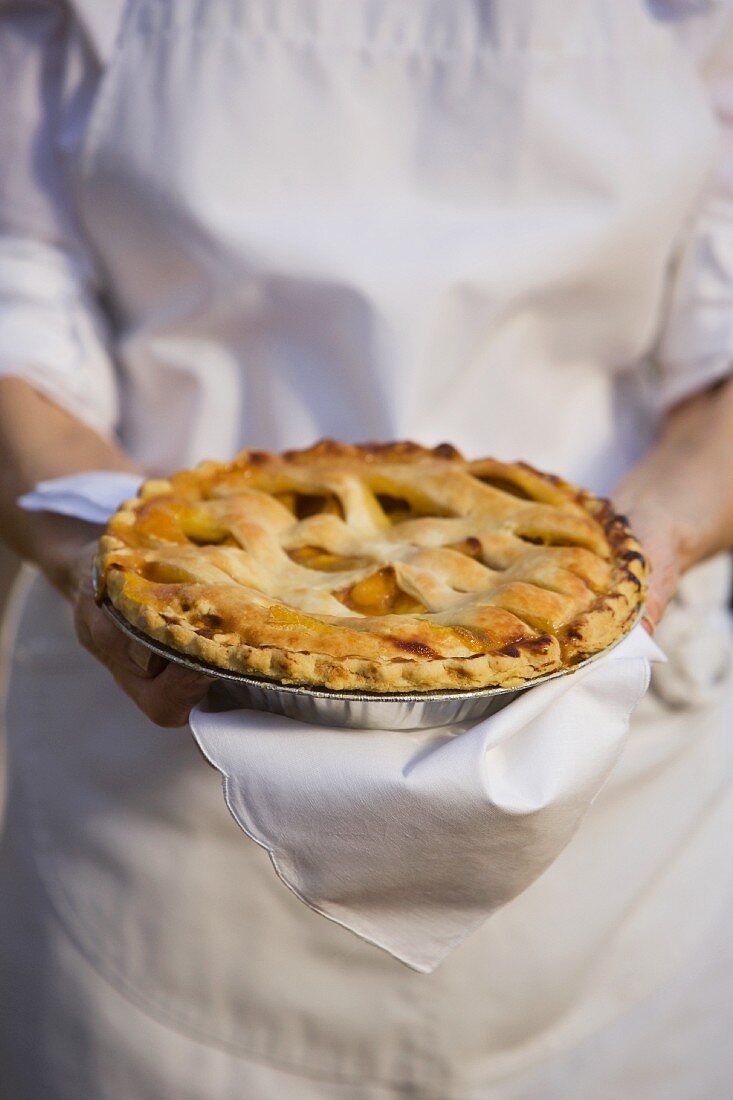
[[1, 1, 732, 1096]]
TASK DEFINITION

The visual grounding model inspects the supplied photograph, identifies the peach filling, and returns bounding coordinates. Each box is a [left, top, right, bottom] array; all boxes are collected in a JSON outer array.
[[274, 491, 344, 520], [139, 561, 201, 585], [373, 490, 450, 524], [123, 500, 233, 547], [268, 605, 331, 632], [474, 475, 534, 500], [287, 546, 371, 572], [446, 625, 493, 653], [374, 493, 417, 523], [336, 567, 426, 616], [179, 507, 231, 545], [447, 537, 483, 559]]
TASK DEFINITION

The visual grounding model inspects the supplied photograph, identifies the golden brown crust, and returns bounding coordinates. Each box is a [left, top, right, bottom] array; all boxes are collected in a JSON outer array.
[[95, 440, 648, 692]]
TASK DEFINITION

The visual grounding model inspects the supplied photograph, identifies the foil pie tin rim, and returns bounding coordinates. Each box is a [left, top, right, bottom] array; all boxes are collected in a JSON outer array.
[[101, 598, 643, 703]]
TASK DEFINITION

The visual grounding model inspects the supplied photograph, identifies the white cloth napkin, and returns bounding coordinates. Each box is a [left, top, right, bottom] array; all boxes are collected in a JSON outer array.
[[190, 629, 661, 971], [20, 472, 664, 972], [19, 471, 144, 524]]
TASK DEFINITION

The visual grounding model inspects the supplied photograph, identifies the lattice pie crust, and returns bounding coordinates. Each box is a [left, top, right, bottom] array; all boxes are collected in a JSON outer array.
[[95, 441, 648, 692]]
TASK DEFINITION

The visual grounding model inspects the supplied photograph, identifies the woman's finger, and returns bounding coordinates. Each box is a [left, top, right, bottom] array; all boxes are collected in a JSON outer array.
[[640, 587, 664, 635], [71, 561, 211, 725], [90, 601, 168, 677], [74, 585, 167, 679], [109, 659, 213, 728]]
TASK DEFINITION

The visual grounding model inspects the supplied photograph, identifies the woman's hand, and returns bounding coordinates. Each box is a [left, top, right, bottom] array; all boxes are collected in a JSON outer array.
[[69, 539, 212, 727], [612, 499, 688, 634], [613, 375, 733, 634], [0, 380, 212, 728]]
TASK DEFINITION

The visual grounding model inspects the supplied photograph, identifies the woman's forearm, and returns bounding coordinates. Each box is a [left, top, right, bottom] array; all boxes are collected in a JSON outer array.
[[0, 376, 139, 593], [614, 374, 733, 627], [0, 376, 211, 725]]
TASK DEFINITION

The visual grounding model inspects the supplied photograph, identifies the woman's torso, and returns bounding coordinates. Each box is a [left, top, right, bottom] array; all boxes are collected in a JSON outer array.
[[69, 0, 716, 486]]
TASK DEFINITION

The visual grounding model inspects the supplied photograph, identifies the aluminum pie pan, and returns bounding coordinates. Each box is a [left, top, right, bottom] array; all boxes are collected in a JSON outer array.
[[102, 599, 643, 730]]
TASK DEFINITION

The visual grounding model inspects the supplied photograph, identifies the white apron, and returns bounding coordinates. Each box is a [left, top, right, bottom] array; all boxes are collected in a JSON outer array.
[[2, 2, 733, 1096]]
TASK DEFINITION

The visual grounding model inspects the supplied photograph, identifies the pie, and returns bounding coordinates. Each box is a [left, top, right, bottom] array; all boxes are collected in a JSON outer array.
[[95, 440, 648, 692]]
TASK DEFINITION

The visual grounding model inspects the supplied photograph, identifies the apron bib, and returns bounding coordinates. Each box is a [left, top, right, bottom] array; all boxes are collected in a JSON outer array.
[[75, 0, 714, 484]]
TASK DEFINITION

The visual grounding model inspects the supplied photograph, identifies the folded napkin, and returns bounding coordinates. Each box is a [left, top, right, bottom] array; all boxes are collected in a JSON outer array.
[[20, 471, 664, 972], [19, 471, 144, 524], [190, 628, 661, 971]]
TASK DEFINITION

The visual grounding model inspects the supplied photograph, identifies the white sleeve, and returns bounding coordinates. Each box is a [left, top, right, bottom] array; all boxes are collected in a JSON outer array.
[[654, 2, 733, 409], [0, 0, 119, 437]]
